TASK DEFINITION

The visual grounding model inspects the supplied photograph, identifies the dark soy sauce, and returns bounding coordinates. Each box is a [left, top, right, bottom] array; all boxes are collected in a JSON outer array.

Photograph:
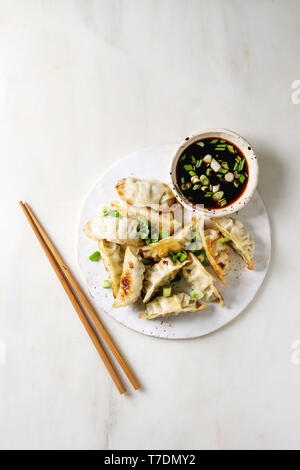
[[176, 137, 249, 210]]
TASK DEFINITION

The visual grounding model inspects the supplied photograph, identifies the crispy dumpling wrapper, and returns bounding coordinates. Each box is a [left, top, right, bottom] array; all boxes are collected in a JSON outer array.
[[204, 228, 231, 284], [116, 176, 175, 211], [111, 200, 181, 235], [83, 215, 143, 247], [196, 220, 228, 285], [182, 253, 224, 307], [143, 257, 187, 303], [98, 240, 125, 298], [113, 246, 145, 308], [140, 293, 207, 320], [211, 217, 255, 270], [141, 217, 202, 260]]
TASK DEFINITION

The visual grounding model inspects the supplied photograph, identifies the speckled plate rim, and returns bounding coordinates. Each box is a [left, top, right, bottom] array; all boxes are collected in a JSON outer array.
[[169, 128, 259, 217]]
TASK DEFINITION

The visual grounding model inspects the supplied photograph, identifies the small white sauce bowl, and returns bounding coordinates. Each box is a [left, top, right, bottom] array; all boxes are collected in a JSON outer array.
[[169, 128, 259, 217]]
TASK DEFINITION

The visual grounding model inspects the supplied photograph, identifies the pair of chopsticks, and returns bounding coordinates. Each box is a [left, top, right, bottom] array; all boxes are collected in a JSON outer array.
[[19, 202, 140, 395]]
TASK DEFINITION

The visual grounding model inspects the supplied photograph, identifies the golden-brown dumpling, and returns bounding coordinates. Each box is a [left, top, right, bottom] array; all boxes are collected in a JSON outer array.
[[98, 240, 125, 298], [83, 215, 143, 247], [143, 257, 187, 303], [140, 293, 207, 319], [211, 217, 255, 270], [141, 218, 201, 260], [116, 177, 175, 211], [182, 253, 224, 307], [204, 229, 231, 285], [113, 247, 145, 308], [111, 200, 181, 235]]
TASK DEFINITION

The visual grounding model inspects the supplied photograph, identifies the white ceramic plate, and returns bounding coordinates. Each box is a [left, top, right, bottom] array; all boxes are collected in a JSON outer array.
[[76, 145, 271, 339]]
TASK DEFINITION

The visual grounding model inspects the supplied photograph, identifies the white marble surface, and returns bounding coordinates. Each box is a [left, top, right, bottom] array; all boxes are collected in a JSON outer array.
[[1, 0, 300, 450]]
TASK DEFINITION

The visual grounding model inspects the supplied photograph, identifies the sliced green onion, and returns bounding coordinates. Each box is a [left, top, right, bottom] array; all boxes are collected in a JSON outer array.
[[227, 145, 235, 153], [184, 164, 193, 171], [233, 181, 239, 188], [220, 237, 230, 243], [220, 168, 228, 174], [233, 162, 239, 171], [145, 239, 152, 245], [222, 162, 229, 170], [196, 159, 203, 168], [239, 159, 245, 171], [200, 175, 209, 186], [191, 175, 200, 184], [193, 184, 200, 190], [204, 192, 213, 197], [196, 141, 205, 147], [89, 251, 101, 261], [235, 156, 241, 163], [239, 174, 246, 184], [191, 156, 196, 164], [160, 230, 170, 239], [102, 206, 109, 216], [234, 171, 240, 179], [163, 286, 172, 297], [188, 241, 198, 251], [244, 172, 249, 178], [138, 217, 150, 239], [180, 154, 186, 162], [181, 177, 185, 184], [195, 249, 209, 266], [198, 253, 205, 263], [168, 251, 177, 262], [212, 191, 224, 201], [219, 199, 227, 207], [189, 171, 196, 176], [203, 154, 212, 164], [190, 290, 204, 300], [177, 250, 187, 262], [211, 158, 221, 172], [103, 280, 111, 288], [110, 209, 120, 218], [210, 139, 218, 144], [200, 185, 208, 192], [139, 231, 149, 240], [225, 172, 234, 182], [215, 146, 226, 151]]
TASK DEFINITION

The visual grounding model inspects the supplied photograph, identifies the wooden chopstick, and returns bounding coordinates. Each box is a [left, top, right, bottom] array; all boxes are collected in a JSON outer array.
[[19, 202, 138, 395], [23, 202, 140, 391]]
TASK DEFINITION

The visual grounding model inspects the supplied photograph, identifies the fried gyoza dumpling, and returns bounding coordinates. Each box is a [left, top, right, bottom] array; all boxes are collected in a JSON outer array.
[[113, 247, 145, 308], [98, 240, 125, 298], [182, 253, 224, 307], [204, 229, 231, 285], [143, 257, 187, 303], [211, 217, 255, 270], [141, 218, 201, 260], [139, 293, 207, 319], [83, 215, 143, 247], [111, 200, 181, 235], [116, 177, 175, 211], [195, 220, 228, 285]]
